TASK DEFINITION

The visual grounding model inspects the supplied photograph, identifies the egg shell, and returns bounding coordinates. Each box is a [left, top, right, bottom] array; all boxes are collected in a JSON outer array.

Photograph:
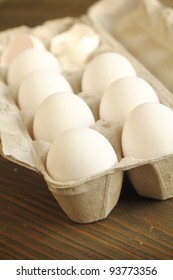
[[81, 52, 137, 98], [0, 32, 45, 66], [33, 92, 95, 143], [18, 69, 73, 113], [50, 23, 100, 65], [7, 48, 61, 99], [99, 76, 159, 125], [122, 102, 173, 159], [46, 127, 118, 182]]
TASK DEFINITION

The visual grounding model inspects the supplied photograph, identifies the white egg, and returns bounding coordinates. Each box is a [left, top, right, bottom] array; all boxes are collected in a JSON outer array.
[[0, 32, 45, 66], [81, 52, 137, 98], [18, 69, 73, 113], [7, 48, 61, 99], [100, 76, 159, 125], [46, 127, 118, 182], [122, 102, 173, 159], [33, 92, 95, 143]]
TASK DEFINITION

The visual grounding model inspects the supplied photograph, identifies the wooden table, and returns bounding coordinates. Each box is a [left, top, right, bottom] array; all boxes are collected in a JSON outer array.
[[0, 0, 173, 260]]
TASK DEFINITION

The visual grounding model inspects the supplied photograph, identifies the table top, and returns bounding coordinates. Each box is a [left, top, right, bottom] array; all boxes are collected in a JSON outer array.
[[0, 0, 173, 260]]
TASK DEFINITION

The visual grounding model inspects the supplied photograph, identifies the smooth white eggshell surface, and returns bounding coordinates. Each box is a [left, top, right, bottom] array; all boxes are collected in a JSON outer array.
[[7, 48, 61, 98], [18, 69, 73, 113], [81, 52, 137, 98], [122, 102, 173, 159], [46, 127, 118, 182], [33, 92, 95, 143], [0, 33, 45, 66], [100, 76, 159, 125]]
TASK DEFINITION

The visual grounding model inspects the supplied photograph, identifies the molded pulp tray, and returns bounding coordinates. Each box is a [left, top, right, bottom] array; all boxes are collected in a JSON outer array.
[[0, 0, 173, 223]]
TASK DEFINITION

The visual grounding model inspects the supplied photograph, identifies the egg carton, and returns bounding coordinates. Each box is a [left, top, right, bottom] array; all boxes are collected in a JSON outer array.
[[0, 2, 173, 224]]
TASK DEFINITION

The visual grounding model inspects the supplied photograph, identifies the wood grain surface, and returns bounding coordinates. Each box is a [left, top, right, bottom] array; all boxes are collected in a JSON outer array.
[[0, 0, 173, 260]]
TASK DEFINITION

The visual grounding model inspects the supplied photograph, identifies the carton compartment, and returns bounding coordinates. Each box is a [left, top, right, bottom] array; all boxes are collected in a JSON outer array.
[[47, 170, 123, 224], [128, 155, 173, 200]]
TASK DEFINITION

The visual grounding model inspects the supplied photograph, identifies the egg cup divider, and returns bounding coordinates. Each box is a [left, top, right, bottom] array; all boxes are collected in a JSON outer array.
[[1, 6, 173, 223]]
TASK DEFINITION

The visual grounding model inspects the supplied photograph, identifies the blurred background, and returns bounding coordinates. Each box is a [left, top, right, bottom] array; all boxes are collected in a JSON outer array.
[[0, 0, 173, 32], [0, 0, 99, 31]]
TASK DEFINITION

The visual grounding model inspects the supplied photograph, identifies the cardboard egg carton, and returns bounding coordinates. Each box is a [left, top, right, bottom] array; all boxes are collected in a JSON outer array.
[[0, 0, 173, 223]]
